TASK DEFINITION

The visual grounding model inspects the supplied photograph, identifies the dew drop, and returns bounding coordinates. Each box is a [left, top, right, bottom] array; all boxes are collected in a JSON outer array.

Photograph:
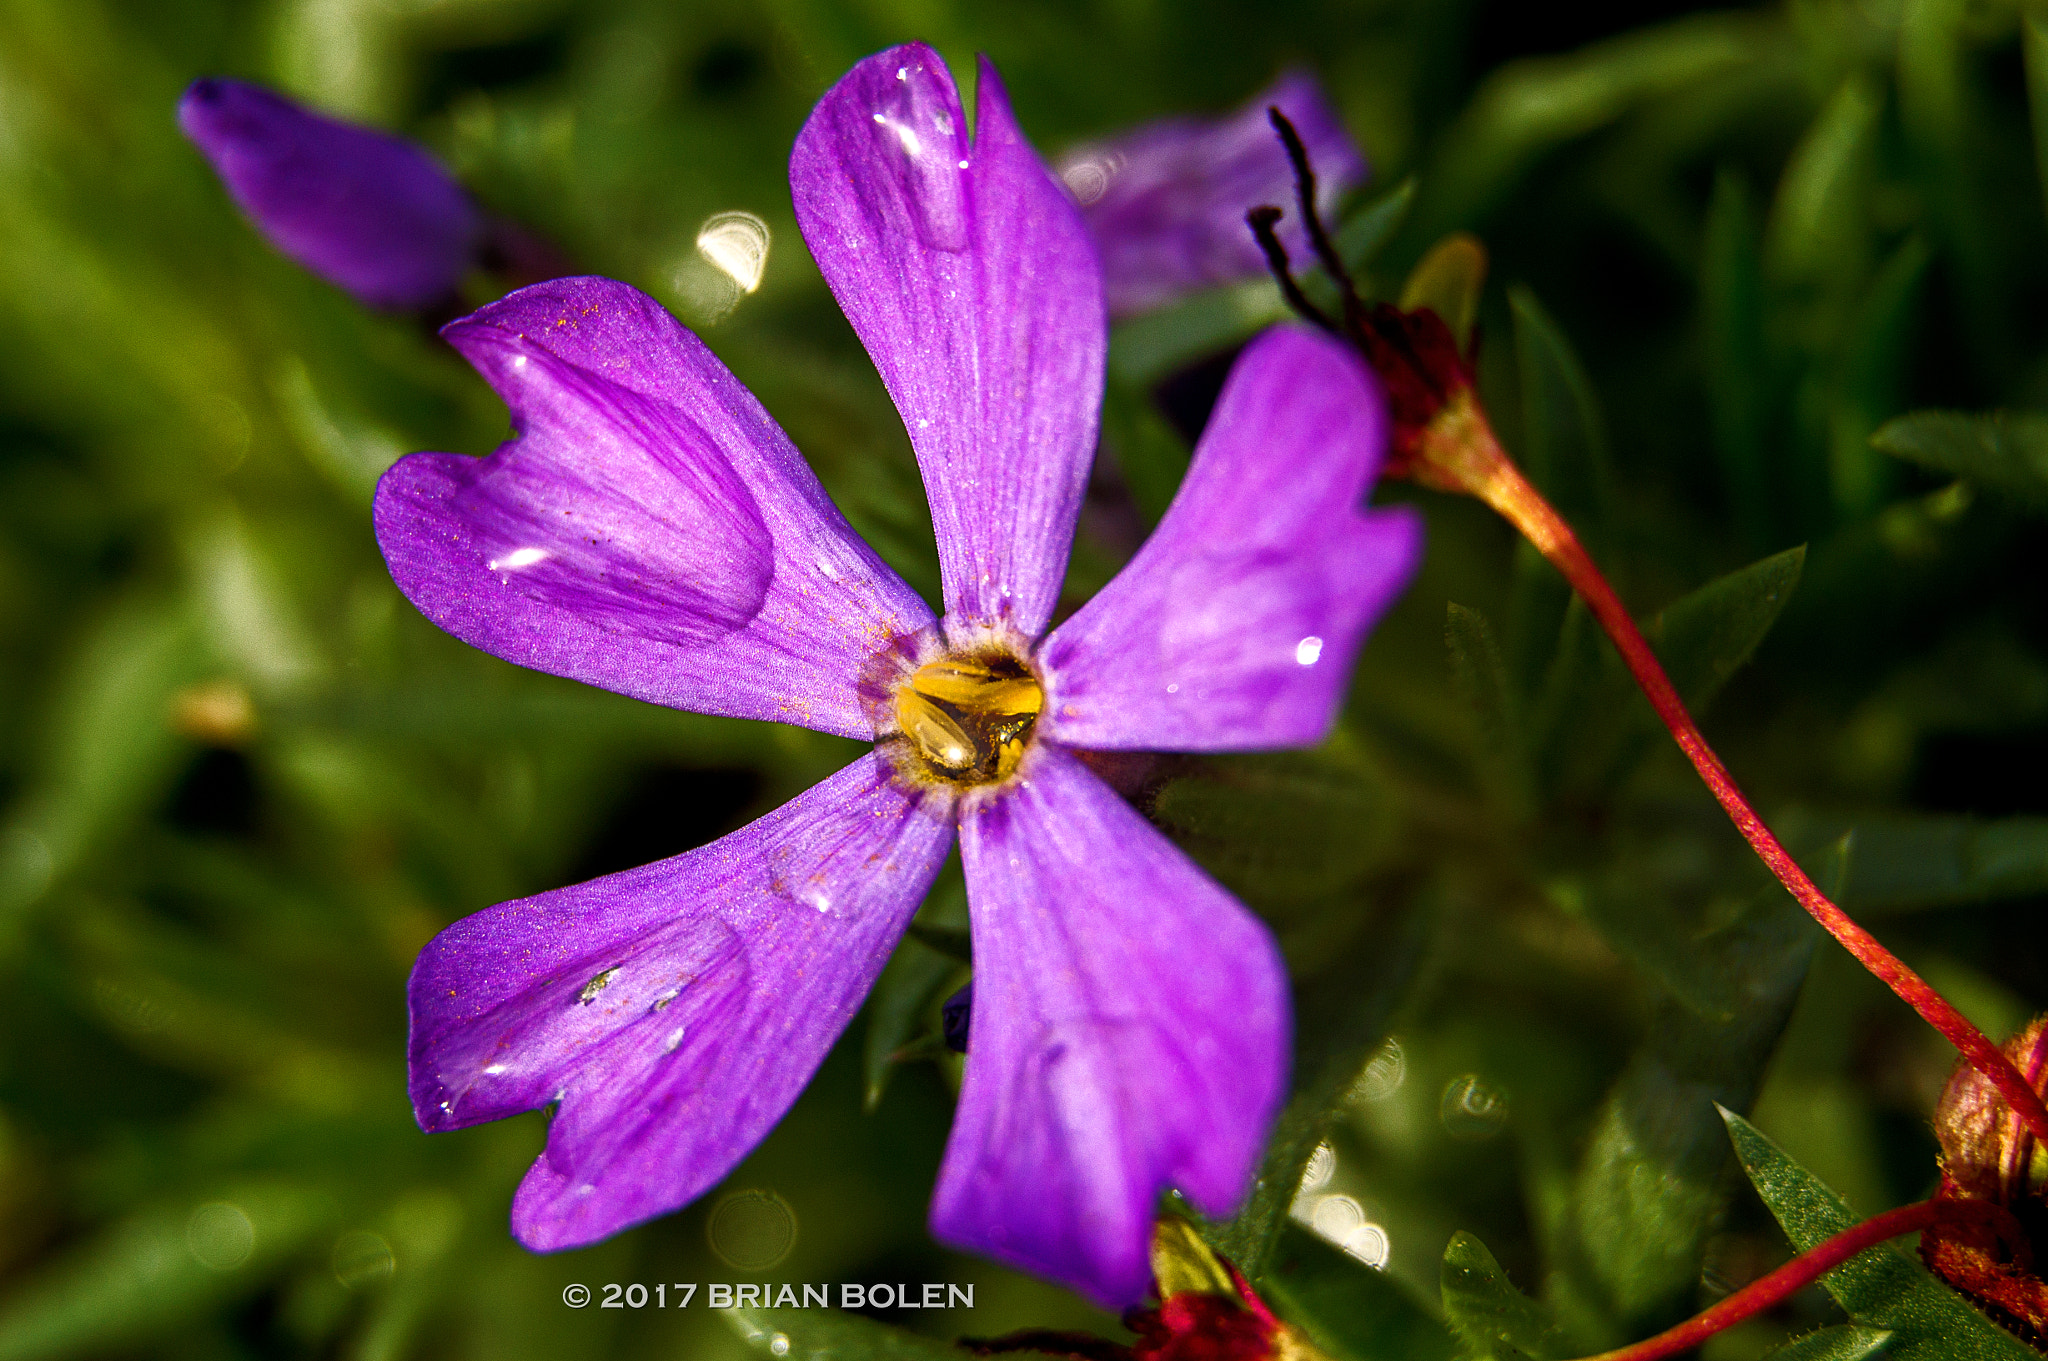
[[577, 967, 621, 1004]]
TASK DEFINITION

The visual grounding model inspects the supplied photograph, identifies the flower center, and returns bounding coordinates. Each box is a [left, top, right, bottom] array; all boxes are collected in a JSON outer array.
[[892, 652, 1043, 786]]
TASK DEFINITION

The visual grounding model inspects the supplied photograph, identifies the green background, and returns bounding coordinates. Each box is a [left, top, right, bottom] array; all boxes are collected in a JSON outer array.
[[5, 0, 2048, 1357]]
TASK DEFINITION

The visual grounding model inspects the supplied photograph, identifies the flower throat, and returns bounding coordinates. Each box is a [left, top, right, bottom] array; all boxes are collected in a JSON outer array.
[[893, 652, 1042, 786]]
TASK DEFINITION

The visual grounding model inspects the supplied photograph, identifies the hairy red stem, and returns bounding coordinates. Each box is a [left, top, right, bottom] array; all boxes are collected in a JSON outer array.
[[1441, 410, 2048, 1149], [1572, 1199, 2012, 1361]]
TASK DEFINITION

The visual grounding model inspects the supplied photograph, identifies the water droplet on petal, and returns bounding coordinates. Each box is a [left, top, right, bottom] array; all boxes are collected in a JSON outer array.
[[577, 967, 621, 1004], [1295, 635, 1325, 666]]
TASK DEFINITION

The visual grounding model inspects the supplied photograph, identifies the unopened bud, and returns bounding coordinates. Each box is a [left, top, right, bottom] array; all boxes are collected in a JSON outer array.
[[1922, 1016, 2048, 1345]]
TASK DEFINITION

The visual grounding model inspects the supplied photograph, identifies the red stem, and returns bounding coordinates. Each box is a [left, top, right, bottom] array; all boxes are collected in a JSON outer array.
[[1572, 1199, 2013, 1361], [1458, 434, 2048, 1149]]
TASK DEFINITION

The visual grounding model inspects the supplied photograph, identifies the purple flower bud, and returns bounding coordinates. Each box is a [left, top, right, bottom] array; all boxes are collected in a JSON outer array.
[[942, 982, 973, 1053], [178, 78, 483, 311], [1060, 71, 1368, 318]]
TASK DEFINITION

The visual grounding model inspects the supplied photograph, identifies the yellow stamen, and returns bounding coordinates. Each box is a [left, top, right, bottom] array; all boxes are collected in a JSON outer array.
[[893, 653, 1042, 786]]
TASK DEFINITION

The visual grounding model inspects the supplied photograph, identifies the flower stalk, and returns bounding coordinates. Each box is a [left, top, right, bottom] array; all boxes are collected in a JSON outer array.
[[1566, 1198, 2018, 1361], [1414, 390, 2048, 1151], [1248, 107, 2048, 1150]]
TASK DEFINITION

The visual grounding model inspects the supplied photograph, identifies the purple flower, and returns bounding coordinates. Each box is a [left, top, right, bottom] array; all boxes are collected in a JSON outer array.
[[179, 78, 483, 311], [1059, 71, 1368, 317], [372, 44, 1419, 1309]]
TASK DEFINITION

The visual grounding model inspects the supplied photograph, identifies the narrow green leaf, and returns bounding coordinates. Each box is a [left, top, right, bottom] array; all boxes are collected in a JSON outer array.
[[1445, 603, 1533, 817], [1511, 287, 1616, 554], [1897, 0, 2005, 371], [1872, 412, 2048, 514], [1526, 546, 1800, 799], [1558, 879, 1818, 1331], [1334, 177, 1418, 272], [1778, 810, 2048, 914], [1440, 1231, 1560, 1361], [1764, 76, 1879, 292], [1722, 1110, 2038, 1359], [1826, 236, 1930, 519], [1099, 374, 1195, 526], [1208, 878, 1430, 1273], [1647, 545, 1805, 713], [1262, 1223, 1456, 1361], [862, 936, 961, 1113], [1408, 15, 1758, 245], [1151, 749, 1392, 905], [1107, 280, 1288, 388], [2024, 13, 2048, 226], [1703, 167, 1774, 553], [1, 592, 205, 943], [1764, 1325, 1897, 1361]]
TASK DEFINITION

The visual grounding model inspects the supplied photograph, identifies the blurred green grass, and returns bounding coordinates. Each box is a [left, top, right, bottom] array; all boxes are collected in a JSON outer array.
[[6, 0, 2048, 1358]]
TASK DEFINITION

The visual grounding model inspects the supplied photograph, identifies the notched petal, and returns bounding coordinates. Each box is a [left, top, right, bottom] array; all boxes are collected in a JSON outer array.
[[1040, 325, 1420, 751], [407, 753, 955, 1251], [374, 277, 935, 739]]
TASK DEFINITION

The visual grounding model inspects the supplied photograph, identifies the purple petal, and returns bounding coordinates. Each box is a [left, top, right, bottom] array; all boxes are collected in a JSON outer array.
[[409, 752, 954, 1250], [1038, 325, 1420, 752], [791, 46, 1105, 640], [178, 78, 482, 311], [374, 277, 935, 740], [1061, 71, 1368, 317], [933, 744, 1288, 1308]]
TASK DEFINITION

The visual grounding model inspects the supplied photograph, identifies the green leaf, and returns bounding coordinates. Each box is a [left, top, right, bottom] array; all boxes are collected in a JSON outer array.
[[1151, 748, 1392, 906], [1764, 1325, 1897, 1361], [1440, 1231, 1561, 1361], [1776, 810, 2048, 914], [1, 592, 205, 944], [1872, 412, 2048, 514], [1529, 547, 1800, 802], [1511, 287, 1616, 554], [1764, 76, 1879, 294], [1207, 874, 1431, 1274], [1408, 14, 1759, 245], [1703, 167, 1774, 553], [862, 935, 962, 1114], [1445, 603, 1533, 817], [2024, 13, 2048, 226], [1099, 374, 1195, 526], [1722, 1109, 2038, 1359], [1335, 177, 1418, 274], [1825, 235, 1929, 518], [727, 1307, 993, 1359], [1646, 545, 1805, 714], [1557, 875, 1818, 1332], [1262, 1222, 1456, 1361], [1107, 280, 1289, 389]]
